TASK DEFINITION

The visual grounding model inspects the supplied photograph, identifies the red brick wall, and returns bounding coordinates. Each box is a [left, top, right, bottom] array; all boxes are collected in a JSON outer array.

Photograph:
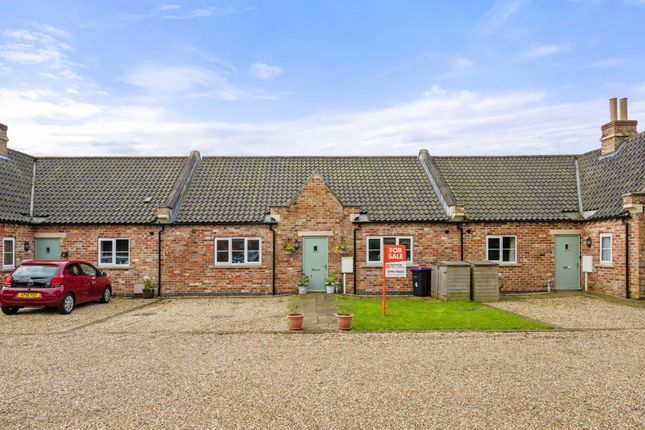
[[580, 220, 630, 298], [355, 223, 460, 294], [33, 225, 162, 296], [0, 223, 34, 273], [161, 225, 273, 295], [270, 174, 358, 294], [462, 222, 581, 292]]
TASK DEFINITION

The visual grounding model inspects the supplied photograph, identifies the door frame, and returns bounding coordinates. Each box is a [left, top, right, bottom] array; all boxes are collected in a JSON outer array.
[[554, 234, 581, 290], [302, 236, 329, 292]]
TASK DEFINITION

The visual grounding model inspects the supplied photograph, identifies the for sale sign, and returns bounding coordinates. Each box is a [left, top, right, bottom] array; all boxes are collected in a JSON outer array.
[[382, 244, 407, 316], [384, 244, 407, 277]]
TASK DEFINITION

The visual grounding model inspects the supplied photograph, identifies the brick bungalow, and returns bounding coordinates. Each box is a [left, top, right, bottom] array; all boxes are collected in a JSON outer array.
[[1, 98, 644, 299]]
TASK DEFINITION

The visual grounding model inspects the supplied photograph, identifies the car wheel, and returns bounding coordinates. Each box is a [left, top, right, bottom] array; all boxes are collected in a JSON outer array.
[[100, 287, 111, 304], [1, 306, 19, 315], [58, 293, 75, 315]]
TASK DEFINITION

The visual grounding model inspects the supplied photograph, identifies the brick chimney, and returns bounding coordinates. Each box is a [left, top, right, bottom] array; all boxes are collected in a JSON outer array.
[[600, 98, 638, 154], [0, 123, 8, 159]]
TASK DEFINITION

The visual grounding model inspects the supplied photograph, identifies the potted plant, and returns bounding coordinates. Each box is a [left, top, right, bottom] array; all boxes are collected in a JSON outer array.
[[325, 273, 337, 294], [284, 242, 296, 254], [335, 243, 349, 254], [142, 276, 155, 299], [286, 295, 304, 330], [297, 274, 309, 295], [335, 300, 353, 330]]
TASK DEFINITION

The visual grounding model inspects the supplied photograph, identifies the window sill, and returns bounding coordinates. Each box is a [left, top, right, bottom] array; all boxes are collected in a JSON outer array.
[[498, 262, 519, 267], [2, 267, 15, 272], [97, 265, 131, 270], [598, 263, 613, 268], [211, 263, 263, 269]]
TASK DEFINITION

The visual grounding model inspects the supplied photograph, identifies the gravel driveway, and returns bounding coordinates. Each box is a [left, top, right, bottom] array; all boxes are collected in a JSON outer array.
[[1, 295, 644, 429], [490, 295, 645, 329]]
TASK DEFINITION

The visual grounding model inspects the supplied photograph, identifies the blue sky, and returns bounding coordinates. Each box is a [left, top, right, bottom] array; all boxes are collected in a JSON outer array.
[[1, 0, 645, 156]]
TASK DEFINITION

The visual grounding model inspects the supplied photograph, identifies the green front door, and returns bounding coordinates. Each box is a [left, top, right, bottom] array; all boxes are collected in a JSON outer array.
[[303, 237, 328, 292], [554, 235, 580, 290], [35, 238, 61, 260]]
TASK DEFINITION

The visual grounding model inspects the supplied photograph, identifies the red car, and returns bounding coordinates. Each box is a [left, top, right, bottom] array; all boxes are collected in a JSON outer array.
[[1, 260, 112, 315]]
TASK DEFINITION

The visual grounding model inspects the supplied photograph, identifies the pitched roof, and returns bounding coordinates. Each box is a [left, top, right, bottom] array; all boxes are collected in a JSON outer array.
[[577, 133, 645, 219], [174, 156, 448, 223], [0, 150, 34, 223], [432, 155, 581, 221], [32, 157, 186, 224]]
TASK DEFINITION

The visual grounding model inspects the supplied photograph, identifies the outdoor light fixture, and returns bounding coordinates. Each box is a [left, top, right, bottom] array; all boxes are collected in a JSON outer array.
[[585, 237, 592, 248], [24, 241, 30, 252], [294, 239, 301, 252]]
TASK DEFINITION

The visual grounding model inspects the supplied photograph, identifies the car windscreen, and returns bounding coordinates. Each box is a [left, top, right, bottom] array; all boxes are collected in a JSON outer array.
[[12, 265, 58, 279]]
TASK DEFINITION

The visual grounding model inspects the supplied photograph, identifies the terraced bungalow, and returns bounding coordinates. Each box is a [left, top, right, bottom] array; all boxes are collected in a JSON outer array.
[[1, 98, 644, 298]]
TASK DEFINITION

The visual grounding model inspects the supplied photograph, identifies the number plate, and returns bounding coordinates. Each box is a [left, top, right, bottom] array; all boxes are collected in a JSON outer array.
[[17, 292, 41, 299]]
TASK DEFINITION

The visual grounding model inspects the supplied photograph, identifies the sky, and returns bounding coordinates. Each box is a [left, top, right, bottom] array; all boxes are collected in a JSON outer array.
[[1, 0, 645, 157]]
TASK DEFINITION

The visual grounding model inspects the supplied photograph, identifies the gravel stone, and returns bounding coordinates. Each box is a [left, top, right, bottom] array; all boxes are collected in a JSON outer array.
[[1, 296, 643, 429]]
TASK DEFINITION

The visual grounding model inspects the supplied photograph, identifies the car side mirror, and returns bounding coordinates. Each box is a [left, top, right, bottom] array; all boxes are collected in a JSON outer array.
[[98, 271, 106, 277]]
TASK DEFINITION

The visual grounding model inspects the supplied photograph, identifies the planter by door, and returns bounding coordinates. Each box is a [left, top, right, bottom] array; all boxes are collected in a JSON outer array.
[[302, 236, 329, 292], [287, 313, 304, 330], [335, 314, 353, 330]]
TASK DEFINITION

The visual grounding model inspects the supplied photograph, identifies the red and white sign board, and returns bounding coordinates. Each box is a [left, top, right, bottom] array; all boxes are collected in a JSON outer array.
[[382, 245, 407, 316]]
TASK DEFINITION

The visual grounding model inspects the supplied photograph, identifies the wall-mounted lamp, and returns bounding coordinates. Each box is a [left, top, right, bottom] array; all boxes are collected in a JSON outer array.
[[24, 241, 30, 252], [294, 239, 301, 252], [585, 237, 592, 248], [61, 251, 69, 258]]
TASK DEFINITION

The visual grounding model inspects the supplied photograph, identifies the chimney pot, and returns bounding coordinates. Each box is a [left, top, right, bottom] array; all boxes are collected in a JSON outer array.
[[609, 98, 618, 121], [619, 97, 628, 120]]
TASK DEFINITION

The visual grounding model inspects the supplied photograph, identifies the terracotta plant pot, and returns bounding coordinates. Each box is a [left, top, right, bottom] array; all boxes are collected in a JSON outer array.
[[335, 313, 353, 330], [142, 289, 154, 299], [287, 313, 305, 330]]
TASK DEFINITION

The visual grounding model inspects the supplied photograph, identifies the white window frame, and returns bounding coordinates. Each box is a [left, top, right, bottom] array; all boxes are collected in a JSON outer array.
[[599, 233, 612, 265], [97, 238, 131, 267], [2, 237, 16, 270], [366, 236, 413, 264], [214, 237, 262, 266], [486, 235, 517, 264]]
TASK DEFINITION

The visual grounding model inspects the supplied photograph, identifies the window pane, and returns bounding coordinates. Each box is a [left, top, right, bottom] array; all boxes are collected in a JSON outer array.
[[368, 238, 381, 262], [4, 239, 14, 253], [100, 240, 113, 264], [502, 249, 516, 262], [81, 264, 97, 276], [231, 239, 245, 264], [216, 240, 229, 263], [3, 239, 14, 266], [398, 238, 412, 261], [488, 237, 500, 250], [383, 237, 396, 245], [487, 249, 500, 261], [247, 239, 260, 263], [502, 236, 515, 250], [601, 236, 611, 250], [4, 253, 13, 267], [601, 249, 611, 262], [115, 240, 129, 265]]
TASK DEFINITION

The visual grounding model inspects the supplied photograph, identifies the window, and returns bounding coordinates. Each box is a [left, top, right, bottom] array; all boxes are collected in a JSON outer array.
[[366, 236, 413, 263], [98, 239, 130, 266], [600, 234, 612, 264], [3, 237, 15, 269], [215, 238, 261, 265], [486, 235, 517, 263]]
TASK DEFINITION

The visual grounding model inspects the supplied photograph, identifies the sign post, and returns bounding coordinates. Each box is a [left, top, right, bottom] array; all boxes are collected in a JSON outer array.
[[382, 244, 407, 316]]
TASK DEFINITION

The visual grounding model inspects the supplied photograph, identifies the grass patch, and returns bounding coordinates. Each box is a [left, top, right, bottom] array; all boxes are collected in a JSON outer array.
[[335, 296, 552, 331]]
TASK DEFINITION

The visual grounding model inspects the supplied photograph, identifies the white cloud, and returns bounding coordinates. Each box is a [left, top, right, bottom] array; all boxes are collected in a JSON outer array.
[[249, 63, 283, 80], [2, 86, 638, 157], [455, 58, 474, 69], [520, 43, 569, 59], [121, 64, 278, 101], [583, 57, 632, 69], [474, 0, 524, 34]]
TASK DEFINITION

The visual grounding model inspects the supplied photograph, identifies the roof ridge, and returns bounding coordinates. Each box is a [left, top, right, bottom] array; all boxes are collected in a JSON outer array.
[[433, 154, 579, 159], [199, 155, 417, 159]]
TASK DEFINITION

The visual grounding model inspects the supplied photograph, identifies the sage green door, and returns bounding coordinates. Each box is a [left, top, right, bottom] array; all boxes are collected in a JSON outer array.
[[35, 238, 61, 260], [554, 235, 580, 290], [303, 237, 328, 292]]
